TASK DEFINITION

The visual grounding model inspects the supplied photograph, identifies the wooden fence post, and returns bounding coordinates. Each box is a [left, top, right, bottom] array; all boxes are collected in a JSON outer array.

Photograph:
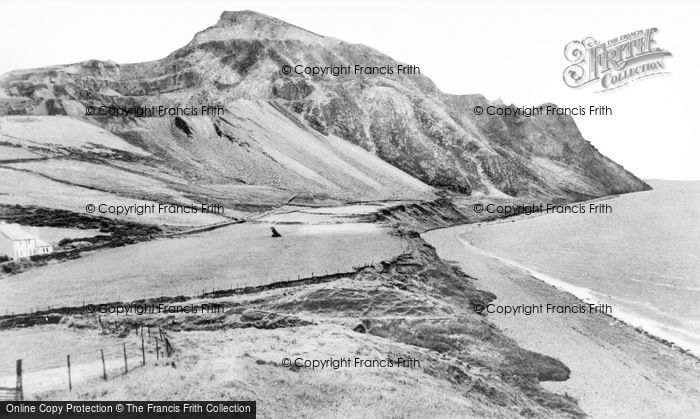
[[101, 349, 107, 380], [141, 334, 145, 366], [123, 343, 128, 373], [164, 337, 174, 357], [67, 355, 72, 391], [16, 359, 23, 401], [155, 338, 160, 360]]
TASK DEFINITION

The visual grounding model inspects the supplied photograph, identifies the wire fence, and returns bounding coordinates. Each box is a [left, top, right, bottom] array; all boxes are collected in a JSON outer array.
[[0, 259, 388, 320], [1, 262, 384, 318], [0, 257, 396, 398], [0, 325, 175, 399]]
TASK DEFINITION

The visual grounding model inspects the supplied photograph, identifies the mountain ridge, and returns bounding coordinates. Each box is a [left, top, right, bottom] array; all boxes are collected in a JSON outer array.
[[0, 10, 649, 204]]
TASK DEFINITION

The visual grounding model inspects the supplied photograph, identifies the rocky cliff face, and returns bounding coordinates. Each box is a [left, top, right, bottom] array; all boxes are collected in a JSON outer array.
[[0, 10, 649, 201]]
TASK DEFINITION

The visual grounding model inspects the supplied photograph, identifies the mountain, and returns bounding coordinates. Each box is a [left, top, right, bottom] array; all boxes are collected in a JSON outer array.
[[0, 10, 648, 213]]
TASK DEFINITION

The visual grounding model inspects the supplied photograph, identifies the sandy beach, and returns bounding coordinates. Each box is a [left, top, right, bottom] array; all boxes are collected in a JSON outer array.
[[425, 226, 700, 418]]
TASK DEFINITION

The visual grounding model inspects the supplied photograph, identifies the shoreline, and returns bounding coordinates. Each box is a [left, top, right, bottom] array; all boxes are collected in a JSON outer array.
[[424, 224, 700, 418], [422, 186, 700, 360], [458, 235, 700, 360]]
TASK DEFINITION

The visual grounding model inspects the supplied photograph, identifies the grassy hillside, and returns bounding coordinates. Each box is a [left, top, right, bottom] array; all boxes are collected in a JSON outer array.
[[5, 233, 584, 418]]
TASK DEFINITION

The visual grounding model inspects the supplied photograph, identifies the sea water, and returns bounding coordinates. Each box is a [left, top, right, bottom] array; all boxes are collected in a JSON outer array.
[[462, 180, 700, 355]]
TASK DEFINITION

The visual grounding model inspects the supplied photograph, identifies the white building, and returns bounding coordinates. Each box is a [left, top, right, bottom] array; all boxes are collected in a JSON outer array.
[[0, 222, 53, 261]]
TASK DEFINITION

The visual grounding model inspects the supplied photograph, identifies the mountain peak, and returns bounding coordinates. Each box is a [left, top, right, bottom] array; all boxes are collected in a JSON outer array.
[[217, 10, 285, 27], [218, 10, 279, 23], [189, 10, 327, 45]]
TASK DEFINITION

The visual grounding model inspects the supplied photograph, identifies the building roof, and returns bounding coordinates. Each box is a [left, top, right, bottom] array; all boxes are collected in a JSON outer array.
[[0, 223, 36, 241], [35, 237, 52, 248]]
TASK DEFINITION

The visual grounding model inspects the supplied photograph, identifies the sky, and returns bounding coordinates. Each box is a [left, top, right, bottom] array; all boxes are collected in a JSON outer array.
[[1, 0, 698, 180]]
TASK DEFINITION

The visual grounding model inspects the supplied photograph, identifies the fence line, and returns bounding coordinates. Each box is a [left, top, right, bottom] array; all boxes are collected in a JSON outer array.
[[2, 261, 382, 318], [1, 325, 175, 399]]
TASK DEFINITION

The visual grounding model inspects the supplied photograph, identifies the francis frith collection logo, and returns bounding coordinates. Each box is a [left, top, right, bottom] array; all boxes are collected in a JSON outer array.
[[563, 28, 672, 92]]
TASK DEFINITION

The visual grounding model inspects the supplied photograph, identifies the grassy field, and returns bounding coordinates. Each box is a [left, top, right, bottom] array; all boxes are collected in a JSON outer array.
[[35, 326, 510, 418], [0, 325, 149, 394], [0, 168, 228, 226], [0, 222, 406, 313], [0, 230, 586, 417]]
